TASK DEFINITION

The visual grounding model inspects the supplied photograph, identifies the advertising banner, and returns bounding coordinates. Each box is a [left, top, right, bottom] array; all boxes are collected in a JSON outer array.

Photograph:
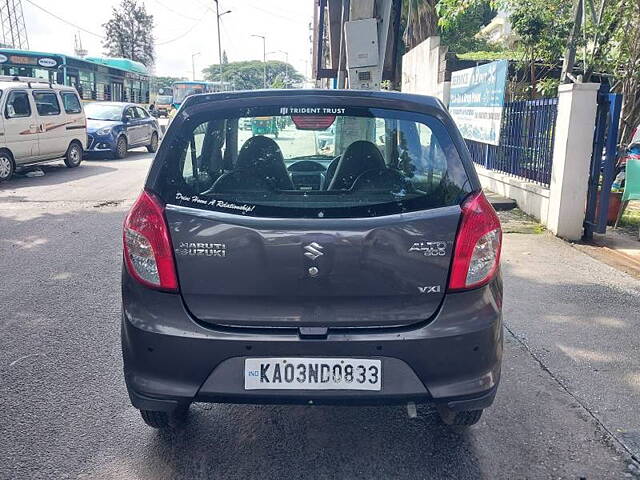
[[449, 60, 508, 146]]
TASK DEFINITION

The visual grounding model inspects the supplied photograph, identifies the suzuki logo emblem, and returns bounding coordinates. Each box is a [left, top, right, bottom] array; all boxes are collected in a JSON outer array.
[[304, 242, 324, 260]]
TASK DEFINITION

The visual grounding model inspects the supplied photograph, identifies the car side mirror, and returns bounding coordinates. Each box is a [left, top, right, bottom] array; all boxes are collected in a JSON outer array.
[[122, 116, 129, 123]]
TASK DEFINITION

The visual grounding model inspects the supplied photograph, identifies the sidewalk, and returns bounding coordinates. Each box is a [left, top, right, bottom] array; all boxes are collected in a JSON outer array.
[[571, 227, 640, 281], [499, 209, 640, 463]]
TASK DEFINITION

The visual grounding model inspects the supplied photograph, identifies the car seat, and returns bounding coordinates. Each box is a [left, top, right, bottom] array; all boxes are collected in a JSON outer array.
[[212, 135, 293, 192], [328, 140, 385, 190]]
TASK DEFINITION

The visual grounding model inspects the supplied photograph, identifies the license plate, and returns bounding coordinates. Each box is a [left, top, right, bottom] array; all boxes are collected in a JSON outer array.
[[244, 358, 382, 391]]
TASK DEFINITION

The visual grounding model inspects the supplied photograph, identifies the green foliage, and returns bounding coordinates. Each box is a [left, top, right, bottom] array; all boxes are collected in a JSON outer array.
[[534, 77, 560, 97], [402, 0, 497, 53], [439, 1, 497, 53], [508, 0, 572, 65], [402, 0, 438, 51], [202, 60, 304, 90], [457, 50, 517, 61], [436, 0, 495, 29], [102, 0, 155, 67], [606, 0, 640, 143]]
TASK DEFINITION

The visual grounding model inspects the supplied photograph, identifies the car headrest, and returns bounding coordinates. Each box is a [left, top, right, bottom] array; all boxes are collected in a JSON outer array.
[[328, 140, 385, 190], [237, 135, 283, 169], [235, 135, 292, 190]]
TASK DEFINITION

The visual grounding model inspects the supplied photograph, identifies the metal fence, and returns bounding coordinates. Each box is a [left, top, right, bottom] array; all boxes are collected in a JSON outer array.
[[467, 98, 558, 187]]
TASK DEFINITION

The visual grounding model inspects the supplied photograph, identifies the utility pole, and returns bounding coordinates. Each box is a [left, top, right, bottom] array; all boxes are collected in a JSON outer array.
[[191, 52, 201, 81], [214, 0, 231, 88], [251, 34, 267, 88]]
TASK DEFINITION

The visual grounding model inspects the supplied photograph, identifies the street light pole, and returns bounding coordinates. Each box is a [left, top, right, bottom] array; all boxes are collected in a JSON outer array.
[[191, 52, 201, 81], [252, 34, 266, 88], [214, 1, 231, 88]]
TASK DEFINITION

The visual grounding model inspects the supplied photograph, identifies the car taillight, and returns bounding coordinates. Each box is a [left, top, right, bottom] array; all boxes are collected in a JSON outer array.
[[448, 192, 502, 291], [123, 190, 178, 292]]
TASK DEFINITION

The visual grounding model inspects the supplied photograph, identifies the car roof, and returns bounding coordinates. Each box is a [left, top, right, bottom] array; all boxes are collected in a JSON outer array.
[[181, 88, 447, 113], [0, 80, 77, 91], [87, 102, 139, 109]]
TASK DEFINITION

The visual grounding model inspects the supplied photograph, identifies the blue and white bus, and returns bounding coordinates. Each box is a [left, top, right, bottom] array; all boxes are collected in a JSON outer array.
[[0, 48, 150, 104], [172, 80, 231, 109]]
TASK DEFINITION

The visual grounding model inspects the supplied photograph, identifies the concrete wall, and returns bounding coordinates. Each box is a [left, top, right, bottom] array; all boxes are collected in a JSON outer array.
[[401, 37, 450, 105], [475, 164, 551, 224]]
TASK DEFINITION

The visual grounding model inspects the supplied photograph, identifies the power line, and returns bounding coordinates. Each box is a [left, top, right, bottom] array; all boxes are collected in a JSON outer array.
[[24, 0, 104, 39], [219, 16, 237, 58], [152, 0, 201, 22], [237, 1, 300, 23], [25, 0, 207, 47], [156, 15, 209, 45]]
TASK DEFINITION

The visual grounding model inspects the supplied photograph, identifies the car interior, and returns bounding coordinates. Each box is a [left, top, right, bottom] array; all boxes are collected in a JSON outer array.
[[177, 115, 457, 204]]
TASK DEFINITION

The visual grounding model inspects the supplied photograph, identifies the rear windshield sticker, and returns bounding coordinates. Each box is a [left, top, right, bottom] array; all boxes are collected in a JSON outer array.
[[175, 192, 256, 214], [279, 107, 346, 115]]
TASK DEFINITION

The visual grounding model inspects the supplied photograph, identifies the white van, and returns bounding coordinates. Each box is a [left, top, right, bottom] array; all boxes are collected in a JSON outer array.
[[0, 76, 87, 182]]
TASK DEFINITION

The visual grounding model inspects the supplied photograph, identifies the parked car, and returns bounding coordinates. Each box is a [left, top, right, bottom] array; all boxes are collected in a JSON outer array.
[[0, 76, 86, 183], [121, 89, 503, 430], [85, 102, 159, 159]]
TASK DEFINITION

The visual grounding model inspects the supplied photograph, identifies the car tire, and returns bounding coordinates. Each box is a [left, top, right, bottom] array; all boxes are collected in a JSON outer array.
[[139, 405, 189, 429], [436, 405, 483, 427], [0, 150, 15, 182], [115, 136, 128, 159], [146, 132, 159, 153], [64, 142, 83, 168]]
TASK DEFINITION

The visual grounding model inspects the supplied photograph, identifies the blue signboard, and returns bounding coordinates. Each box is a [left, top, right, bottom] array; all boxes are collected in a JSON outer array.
[[449, 60, 508, 146]]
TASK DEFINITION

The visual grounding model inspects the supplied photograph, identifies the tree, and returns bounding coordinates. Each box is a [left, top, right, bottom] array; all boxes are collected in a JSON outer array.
[[403, 0, 497, 54], [607, 0, 640, 143], [222, 50, 229, 65], [509, 0, 572, 97], [438, 1, 496, 53], [402, 0, 438, 51], [103, 0, 155, 67], [151, 75, 187, 95], [202, 60, 304, 90]]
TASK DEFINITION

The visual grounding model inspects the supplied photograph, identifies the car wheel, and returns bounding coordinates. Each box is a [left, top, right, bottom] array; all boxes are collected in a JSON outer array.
[[146, 132, 159, 153], [115, 136, 128, 159], [0, 151, 15, 182], [436, 405, 483, 427], [139, 405, 189, 429], [64, 142, 83, 168]]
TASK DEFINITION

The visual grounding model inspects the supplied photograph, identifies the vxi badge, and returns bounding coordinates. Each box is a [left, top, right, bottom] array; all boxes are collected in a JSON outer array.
[[409, 241, 447, 257], [418, 285, 441, 294]]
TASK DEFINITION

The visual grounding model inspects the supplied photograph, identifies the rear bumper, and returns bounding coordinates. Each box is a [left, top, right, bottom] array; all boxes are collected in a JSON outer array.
[[121, 269, 503, 411]]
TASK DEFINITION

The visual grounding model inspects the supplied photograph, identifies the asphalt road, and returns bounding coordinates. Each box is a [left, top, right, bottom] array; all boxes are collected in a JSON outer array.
[[0, 152, 638, 479]]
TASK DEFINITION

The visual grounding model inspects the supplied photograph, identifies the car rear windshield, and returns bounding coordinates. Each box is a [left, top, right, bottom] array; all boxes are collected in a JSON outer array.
[[158, 105, 471, 218]]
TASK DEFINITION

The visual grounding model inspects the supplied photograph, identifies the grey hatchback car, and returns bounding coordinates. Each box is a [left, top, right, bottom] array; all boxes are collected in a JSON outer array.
[[121, 89, 503, 429]]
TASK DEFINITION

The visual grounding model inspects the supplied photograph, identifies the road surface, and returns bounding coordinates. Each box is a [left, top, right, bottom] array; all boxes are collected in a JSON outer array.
[[1, 151, 638, 479]]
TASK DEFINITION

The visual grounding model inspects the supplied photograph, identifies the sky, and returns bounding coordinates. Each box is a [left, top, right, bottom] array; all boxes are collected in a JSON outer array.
[[22, 0, 314, 79]]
